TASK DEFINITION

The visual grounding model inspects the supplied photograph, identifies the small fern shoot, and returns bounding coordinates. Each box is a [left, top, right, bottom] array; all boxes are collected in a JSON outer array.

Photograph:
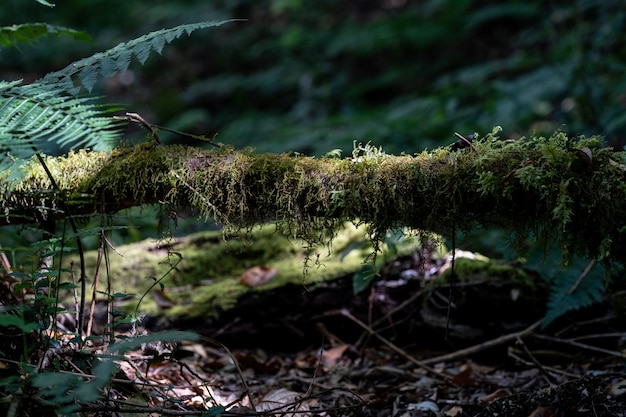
[[42, 19, 241, 93]]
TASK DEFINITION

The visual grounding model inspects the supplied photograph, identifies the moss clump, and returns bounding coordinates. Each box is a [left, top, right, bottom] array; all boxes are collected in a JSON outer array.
[[4, 130, 626, 265], [75, 222, 415, 319]]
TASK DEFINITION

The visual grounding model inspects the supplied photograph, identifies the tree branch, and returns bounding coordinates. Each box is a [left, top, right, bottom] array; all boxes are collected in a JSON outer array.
[[2, 133, 625, 263]]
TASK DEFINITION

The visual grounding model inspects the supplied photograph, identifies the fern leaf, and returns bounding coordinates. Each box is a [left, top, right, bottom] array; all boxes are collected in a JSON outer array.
[[524, 241, 608, 328], [542, 259, 606, 328], [41, 19, 241, 93], [0, 23, 92, 49], [35, 0, 55, 7], [0, 80, 122, 171]]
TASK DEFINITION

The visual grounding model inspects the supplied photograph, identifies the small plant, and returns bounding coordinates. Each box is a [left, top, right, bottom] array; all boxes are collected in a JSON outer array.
[[523, 241, 610, 328], [0, 9, 237, 415]]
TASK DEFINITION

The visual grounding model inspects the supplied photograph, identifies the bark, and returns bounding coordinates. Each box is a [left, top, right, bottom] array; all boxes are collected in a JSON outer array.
[[2, 133, 625, 263]]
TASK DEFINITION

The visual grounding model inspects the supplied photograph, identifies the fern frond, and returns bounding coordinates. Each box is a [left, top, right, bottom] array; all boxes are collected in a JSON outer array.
[[542, 259, 606, 328], [35, 0, 55, 7], [41, 19, 240, 93], [0, 80, 122, 171], [0, 23, 92, 49]]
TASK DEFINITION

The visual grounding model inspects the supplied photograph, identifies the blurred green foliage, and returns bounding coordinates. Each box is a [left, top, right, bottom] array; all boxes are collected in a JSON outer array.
[[0, 0, 622, 337], [2, 0, 625, 156], [2, 0, 626, 260]]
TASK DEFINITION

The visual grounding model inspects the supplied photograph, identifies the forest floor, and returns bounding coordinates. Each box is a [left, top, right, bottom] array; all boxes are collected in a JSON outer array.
[[102, 247, 626, 417]]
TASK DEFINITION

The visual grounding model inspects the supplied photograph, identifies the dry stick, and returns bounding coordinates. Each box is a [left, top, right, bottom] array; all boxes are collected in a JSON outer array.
[[86, 230, 105, 338], [338, 308, 456, 383], [123, 112, 162, 145], [305, 338, 325, 398], [120, 112, 221, 148], [103, 231, 114, 345], [421, 319, 542, 365], [506, 351, 581, 378], [532, 333, 626, 358], [453, 131, 478, 152], [569, 258, 596, 294], [33, 151, 89, 337], [554, 312, 616, 338], [514, 335, 556, 386], [70, 260, 80, 330], [199, 335, 256, 412], [0, 244, 12, 274]]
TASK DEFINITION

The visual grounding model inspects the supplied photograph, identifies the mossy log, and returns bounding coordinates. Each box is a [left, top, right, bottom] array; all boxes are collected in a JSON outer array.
[[2, 131, 626, 264], [78, 223, 420, 323]]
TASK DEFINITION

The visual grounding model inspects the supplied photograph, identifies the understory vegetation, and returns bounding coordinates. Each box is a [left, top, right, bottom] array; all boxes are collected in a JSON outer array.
[[0, 0, 625, 415]]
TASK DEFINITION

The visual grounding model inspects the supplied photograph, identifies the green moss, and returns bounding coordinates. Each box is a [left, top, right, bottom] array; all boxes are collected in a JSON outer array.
[[439, 257, 530, 285], [5, 130, 626, 266], [74, 222, 416, 319]]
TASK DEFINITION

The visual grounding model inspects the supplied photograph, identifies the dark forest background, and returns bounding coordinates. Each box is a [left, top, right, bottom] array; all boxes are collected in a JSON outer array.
[[2, 0, 625, 255], [4, 0, 625, 155]]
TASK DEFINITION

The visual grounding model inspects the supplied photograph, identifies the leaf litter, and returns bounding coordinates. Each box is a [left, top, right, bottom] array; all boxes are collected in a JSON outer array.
[[99, 244, 626, 417]]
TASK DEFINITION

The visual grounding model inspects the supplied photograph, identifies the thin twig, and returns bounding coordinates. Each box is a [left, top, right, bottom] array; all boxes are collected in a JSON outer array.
[[569, 258, 596, 294], [33, 151, 88, 339], [338, 308, 456, 383], [421, 319, 542, 365], [506, 351, 581, 378], [514, 335, 556, 386], [0, 244, 12, 274], [118, 112, 221, 148], [86, 228, 105, 338], [532, 333, 626, 358], [305, 338, 324, 398], [123, 112, 162, 145], [199, 335, 256, 412], [453, 132, 478, 152]]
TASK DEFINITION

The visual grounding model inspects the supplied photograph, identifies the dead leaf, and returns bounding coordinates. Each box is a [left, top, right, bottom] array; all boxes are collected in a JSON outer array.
[[445, 405, 464, 416], [608, 378, 626, 397], [407, 401, 439, 412], [322, 343, 350, 368], [152, 289, 174, 308], [573, 146, 593, 165], [452, 361, 473, 386], [240, 266, 277, 287], [609, 158, 626, 171], [479, 388, 512, 403], [527, 406, 556, 417], [256, 388, 310, 417]]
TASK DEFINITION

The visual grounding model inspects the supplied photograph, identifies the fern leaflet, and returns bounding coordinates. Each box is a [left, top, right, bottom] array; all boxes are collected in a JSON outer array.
[[542, 259, 606, 328], [0, 19, 239, 174], [0, 23, 92, 49], [41, 19, 240, 93], [0, 80, 122, 171]]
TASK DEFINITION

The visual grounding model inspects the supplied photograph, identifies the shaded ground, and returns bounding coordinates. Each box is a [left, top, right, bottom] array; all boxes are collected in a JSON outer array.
[[105, 248, 626, 416], [1, 243, 624, 416]]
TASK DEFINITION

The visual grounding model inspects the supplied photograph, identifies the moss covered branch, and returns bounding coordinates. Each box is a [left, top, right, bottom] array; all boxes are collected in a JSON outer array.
[[2, 131, 626, 263]]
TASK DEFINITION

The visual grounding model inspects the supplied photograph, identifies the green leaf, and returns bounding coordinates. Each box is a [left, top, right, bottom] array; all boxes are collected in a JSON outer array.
[[525, 242, 607, 329], [339, 240, 366, 261], [352, 264, 378, 294], [42, 19, 242, 93], [0, 314, 39, 333], [35, 0, 55, 7], [0, 23, 91, 48], [203, 406, 227, 417], [0, 80, 123, 171], [542, 259, 606, 328], [110, 330, 199, 354]]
